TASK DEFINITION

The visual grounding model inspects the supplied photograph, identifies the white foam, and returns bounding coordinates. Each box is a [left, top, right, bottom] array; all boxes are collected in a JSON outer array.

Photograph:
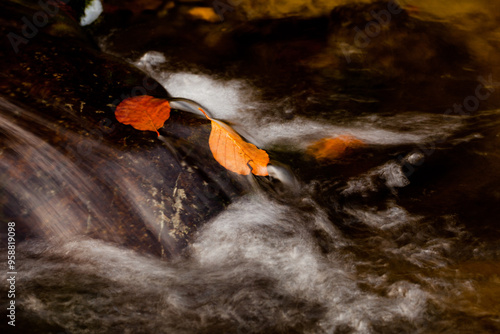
[[163, 72, 261, 122], [80, 0, 103, 26], [134, 53, 464, 150], [192, 195, 429, 332], [159, 71, 436, 148], [135, 51, 167, 70], [8, 186, 477, 332]]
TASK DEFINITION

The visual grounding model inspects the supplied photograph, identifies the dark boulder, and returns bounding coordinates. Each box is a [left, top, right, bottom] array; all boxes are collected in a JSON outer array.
[[0, 0, 248, 258]]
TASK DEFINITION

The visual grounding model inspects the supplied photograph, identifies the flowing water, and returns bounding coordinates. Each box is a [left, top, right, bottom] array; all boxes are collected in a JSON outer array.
[[2, 1, 500, 333]]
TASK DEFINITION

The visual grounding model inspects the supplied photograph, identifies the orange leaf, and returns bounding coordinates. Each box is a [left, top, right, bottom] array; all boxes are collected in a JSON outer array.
[[115, 95, 171, 136], [199, 108, 269, 176], [307, 135, 364, 161]]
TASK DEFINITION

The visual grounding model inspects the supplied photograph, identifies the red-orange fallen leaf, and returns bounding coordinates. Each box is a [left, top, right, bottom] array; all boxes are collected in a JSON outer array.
[[307, 135, 364, 161], [199, 108, 269, 176], [115, 95, 171, 136]]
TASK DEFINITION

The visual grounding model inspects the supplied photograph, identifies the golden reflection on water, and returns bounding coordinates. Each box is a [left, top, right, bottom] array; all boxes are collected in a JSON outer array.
[[443, 261, 500, 321], [235, 0, 499, 24], [233, 0, 500, 81]]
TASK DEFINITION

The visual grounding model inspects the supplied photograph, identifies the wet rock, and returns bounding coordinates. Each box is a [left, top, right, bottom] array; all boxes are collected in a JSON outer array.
[[0, 0, 248, 258]]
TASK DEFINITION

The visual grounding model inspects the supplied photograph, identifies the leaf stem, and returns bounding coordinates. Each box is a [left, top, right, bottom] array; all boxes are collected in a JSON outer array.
[[167, 97, 214, 118]]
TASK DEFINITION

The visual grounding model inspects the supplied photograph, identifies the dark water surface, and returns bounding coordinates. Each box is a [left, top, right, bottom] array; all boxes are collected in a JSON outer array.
[[2, 1, 500, 333]]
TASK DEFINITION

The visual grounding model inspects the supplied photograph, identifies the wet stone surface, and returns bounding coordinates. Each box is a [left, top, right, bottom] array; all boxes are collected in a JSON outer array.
[[0, 0, 249, 258]]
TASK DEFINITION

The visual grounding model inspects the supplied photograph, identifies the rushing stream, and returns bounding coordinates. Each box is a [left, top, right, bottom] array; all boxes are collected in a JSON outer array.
[[2, 0, 500, 333]]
